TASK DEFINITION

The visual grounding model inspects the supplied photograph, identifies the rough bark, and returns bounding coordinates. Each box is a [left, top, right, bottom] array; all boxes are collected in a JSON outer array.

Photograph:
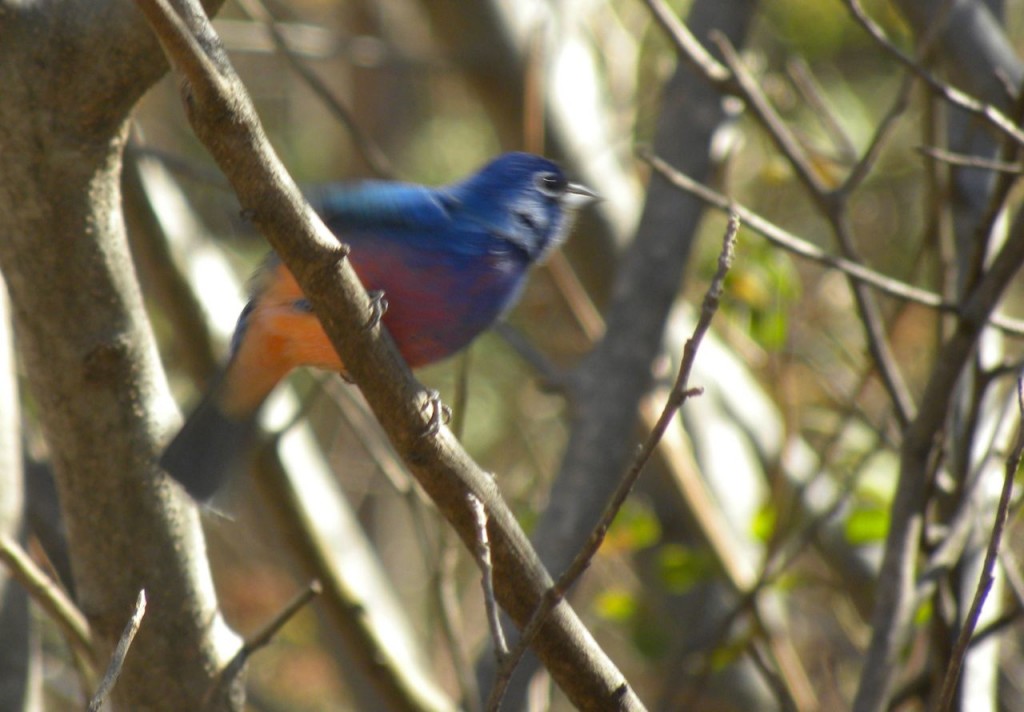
[[0, 1, 239, 709]]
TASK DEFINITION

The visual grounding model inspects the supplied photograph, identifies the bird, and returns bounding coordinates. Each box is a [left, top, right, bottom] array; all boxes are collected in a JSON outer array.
[[161, 152, 598, 500]]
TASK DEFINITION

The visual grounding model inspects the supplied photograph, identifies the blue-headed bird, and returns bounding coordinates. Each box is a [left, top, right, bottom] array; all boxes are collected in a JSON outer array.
[[161, 152, 597, 500]]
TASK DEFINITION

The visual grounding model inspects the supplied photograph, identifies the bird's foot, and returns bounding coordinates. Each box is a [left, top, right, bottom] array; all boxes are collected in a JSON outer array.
[[421, 389, 452, 436], [365, 290, 389, 330]]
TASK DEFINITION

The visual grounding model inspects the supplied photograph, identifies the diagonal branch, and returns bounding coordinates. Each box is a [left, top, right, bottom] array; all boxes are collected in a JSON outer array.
[[132, 0, 645, 708], [231, 0, 396, 179], [843, 0, 1024, 148], [935, 379, 1024, 711], [0, 535, 94, 667], [88, 589, 147, 712], [853, 196, 1024, 712], [487, 214, 739, 712], [707, 31, 915, 425], [642, 153, 1024, 338]]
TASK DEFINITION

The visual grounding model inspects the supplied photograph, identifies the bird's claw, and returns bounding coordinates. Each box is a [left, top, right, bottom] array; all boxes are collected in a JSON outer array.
[[421, 389, 452, 436], [365, 290, 389, 330]]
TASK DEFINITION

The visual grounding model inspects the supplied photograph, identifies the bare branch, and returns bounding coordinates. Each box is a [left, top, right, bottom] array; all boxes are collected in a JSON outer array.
[[935, 380, 1024, 711], [88, 590, 147, 712], [487, 214, 738, 711], [467, 494, 508, 663], [203, 580, 322, 708], [918, 145, 1024, 174], [641, 152, 1024, 339], [853, 188, 1024, 712], [839, 70, 916, 197], [641, 0, 729, 82], [709, 31, 916, 425], [318, 379, 479, 708], [132, 0, 644, 707], [0, 535, 94, 665], [232, 0, 396, 178], [785, 57, 859, 165], [843, 0, 1024, 148], [710, 32, 829, 197], [241, 580, 320, 659]]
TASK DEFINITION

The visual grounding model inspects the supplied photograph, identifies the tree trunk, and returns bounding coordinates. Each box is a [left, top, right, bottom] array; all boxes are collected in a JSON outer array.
[[0, 2, 239, 709]]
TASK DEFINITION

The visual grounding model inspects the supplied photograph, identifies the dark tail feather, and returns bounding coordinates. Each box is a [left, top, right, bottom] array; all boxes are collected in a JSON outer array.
[[160, 385, 257, 502]]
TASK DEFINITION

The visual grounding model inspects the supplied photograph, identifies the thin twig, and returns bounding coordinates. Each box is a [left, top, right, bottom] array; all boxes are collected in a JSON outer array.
[[437, 535, 481, 712], [747, 639, 799, 712], [492, 322, 568, 391], [0, 535, 94, 660], [676, 452, 864, 710], [649, 8, 917, 423], [242, 580, 322, 656], [839, 70, 916, 197], [640, 151, 1024, 338], [786, 57, 858, 165], [451, 349, 471, 440], [710, 32, 828, 196], [468, 493, 508, 662], [233, 0, 396, 178], [935, 379, 1024, 711], [842, 0, 1024, 149], [838, 0, 953, 198], [546, 251, 605, 343], [486, 213, 739, 711], [641, 0, 728, 82], [959, 83, 1024, 295], [88, 589, 147, 712], [204, 580, 322, 707], [708, 31, 916, 424], [321, 372, 482, 704], [918, 145, 1024, 174]]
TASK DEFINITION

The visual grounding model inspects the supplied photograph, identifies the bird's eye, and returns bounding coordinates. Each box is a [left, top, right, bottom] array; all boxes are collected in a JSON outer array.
[[534, 171, 567, 198]]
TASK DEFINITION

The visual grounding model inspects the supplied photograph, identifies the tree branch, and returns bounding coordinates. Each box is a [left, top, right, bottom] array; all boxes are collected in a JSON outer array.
[[133, 0, 644, 707], [0, 535, 94, 670], [88, 590, 147, 712], [488, 214, 738, 712], [0, 2, 239, 707], [642, 153, 1024, 339], [935, 381, 1024, 711]]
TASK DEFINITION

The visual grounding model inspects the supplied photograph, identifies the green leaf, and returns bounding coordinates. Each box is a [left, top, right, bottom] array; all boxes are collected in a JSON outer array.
[[593, 588, 638, 623], [657, 544, 717, 594], [914, 598, 933, 627], [844, 505, 890, 544], [751, 503, 777, 543]]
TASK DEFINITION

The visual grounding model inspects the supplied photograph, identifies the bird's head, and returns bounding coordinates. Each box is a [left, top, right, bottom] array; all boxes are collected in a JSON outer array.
[[449, 152, 599, 262]]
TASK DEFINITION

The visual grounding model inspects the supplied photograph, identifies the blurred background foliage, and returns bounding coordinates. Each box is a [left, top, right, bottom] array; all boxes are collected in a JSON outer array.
[[24, 0, 1024, 709]]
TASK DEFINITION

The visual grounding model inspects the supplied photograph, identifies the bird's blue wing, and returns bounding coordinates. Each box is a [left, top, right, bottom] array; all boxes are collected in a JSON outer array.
[[309, 180, 508, 259], [309, 181, 457, 237]]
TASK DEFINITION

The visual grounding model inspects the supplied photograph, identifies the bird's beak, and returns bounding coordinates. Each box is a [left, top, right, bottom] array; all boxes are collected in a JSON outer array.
[[562, 181, 601, 209]]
